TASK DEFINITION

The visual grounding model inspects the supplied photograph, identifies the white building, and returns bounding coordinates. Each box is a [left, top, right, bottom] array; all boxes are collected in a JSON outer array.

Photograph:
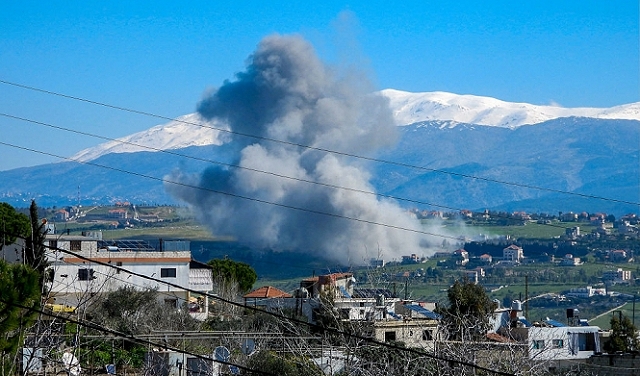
[[494, 301, 602, 367], [503, 245, 524, 263], [45, 234, 212, 320], [560, 254, 582, 266], [602, 268, 632, 283]]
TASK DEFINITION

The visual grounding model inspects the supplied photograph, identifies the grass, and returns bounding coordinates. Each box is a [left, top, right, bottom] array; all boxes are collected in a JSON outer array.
[[437, 220, 597, 239], [587, 303, 640, 330], [100, 224, 223, 241]]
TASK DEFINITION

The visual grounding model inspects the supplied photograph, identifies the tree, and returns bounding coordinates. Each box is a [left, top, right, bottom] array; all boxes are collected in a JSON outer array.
[[207, 258, 257, 293], [246, 350, 323, 376], [0, 260, 41, 373], [606, 314, 639, 353], [438, 279, 497, 342], [0, 202, 30, 249], [24, 200, 48, 283], [87, 286, 200, 335]]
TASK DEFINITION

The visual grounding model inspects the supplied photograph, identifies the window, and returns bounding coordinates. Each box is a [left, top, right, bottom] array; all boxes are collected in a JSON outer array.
[[532, 340, 545, 350], [161, 268, 176, 278], [164, 298, 177, 308], [422, 330, 433, 341], [70, 241, 82, 251], [384, 331, 396, 342], [78, 268, 94, 281], [552, 339, 564, 348], [116, 261, 122, 274], [49, 240, 58, 249]]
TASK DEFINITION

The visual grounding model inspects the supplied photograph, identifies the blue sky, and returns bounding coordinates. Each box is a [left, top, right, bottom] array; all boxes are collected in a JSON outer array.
[[0, 1, 638, 171]]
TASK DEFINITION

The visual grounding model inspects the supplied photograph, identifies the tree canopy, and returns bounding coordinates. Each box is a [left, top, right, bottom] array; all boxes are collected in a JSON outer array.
[[606, 313, 639, 353], [0, 202, 30, 249], [24, 200, 49, 289], [438, 279, 497, 341], [0, 260, 41, 359], [207, 258, 257, 293]]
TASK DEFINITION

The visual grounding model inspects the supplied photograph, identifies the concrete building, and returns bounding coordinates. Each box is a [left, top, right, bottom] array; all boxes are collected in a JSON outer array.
[[44, 234, 212, 320], [503, 245, 524, 263], [602, 268, 631, 284]]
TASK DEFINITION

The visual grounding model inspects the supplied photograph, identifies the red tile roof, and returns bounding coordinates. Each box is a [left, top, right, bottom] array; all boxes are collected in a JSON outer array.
[[243, 286, 292, 299]]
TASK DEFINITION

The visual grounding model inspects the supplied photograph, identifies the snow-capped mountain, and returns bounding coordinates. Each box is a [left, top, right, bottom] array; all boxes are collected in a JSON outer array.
[[69, 90, 640, 163], [383, 89, 640, 128], [71, 113, 228, 162]]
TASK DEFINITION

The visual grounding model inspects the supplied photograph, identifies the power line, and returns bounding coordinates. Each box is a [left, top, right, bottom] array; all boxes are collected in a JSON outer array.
[[0, 140, 462, 241], [0, 117, 626, 240], [37, 241, 516, 376], [1, 78, 637, 207], [1, 298, 278, 376], [0, 112, 462, 212]]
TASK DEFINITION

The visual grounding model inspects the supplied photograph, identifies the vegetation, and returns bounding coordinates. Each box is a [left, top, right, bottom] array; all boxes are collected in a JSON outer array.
[[0, 202, 30, 248], [605, 313, 639, 353], [208, 257, 258, 293], [24, 200, 49, 287], [0, 260, 41, 373], [437, 279, 497, 341], [246, 350, 323, 376]]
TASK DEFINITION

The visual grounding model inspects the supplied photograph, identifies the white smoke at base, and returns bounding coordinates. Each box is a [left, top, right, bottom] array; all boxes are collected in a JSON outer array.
[[166, 34, 440, 264]]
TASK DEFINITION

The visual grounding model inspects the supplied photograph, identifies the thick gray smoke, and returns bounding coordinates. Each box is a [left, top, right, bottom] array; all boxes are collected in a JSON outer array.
[[167, 34, 429, 264]]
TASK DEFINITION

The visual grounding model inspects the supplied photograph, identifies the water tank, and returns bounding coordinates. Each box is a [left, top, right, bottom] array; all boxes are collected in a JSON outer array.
[[511, 300, 522, 311], [567, 308, 579, 318]]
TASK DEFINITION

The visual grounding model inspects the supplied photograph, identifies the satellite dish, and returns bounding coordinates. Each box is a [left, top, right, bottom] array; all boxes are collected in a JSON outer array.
[[214, 346, 230, 362], [241, 339, 256, 356]]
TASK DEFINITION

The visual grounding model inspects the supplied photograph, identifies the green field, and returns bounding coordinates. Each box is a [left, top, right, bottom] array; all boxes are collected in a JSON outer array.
[[587, 302, 640, 330], [432, 219, 596, 239]]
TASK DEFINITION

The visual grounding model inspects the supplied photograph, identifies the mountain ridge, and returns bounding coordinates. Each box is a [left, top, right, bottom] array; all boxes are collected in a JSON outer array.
[[68, 89, 640, 163], [2, 117, 638, 217]]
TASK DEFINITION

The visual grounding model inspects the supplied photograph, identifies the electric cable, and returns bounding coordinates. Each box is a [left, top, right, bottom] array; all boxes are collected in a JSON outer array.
[[36, 241, 517, 376], [0, 297, 278, 376], [0, 140, 464, 241], [0, 112, 466, 213], [1, 78, 637, 207], [0, 138, 625, 246]]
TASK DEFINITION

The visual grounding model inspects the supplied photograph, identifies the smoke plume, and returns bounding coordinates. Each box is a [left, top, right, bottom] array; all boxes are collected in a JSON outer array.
[[167, 34, 429, 264]]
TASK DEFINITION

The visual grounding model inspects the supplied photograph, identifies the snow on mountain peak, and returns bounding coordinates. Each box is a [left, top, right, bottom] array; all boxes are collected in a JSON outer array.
[[381, 89, 640, 128], [71, 90, 640, 162], [71, 113, 228, 162]]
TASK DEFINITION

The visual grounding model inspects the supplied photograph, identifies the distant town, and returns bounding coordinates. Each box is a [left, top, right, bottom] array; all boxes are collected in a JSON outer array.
[[3, 202, 640, 375]]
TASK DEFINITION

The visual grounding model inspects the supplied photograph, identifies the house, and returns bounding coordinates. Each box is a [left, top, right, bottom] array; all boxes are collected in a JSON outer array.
[[401, 254, 420, 264], [503, 245, 524, 263], [108, 209, 128, 219], [494, 302, 602, 368], [479, 254, 493, 264], [564, 226, 580, 240], [243, 286, 293, 307], [609, 249, 628, 262], [365, 300, 439, 349], [602, 268, 631, 284], [464, 268, 485, 283], [299, 272, 356, 300], [566, 286, 606, 298], [560, 254, 582, 266], [453, 249, 469, 266], [45, 234, 213, 320], [53, 209, 70, 222]]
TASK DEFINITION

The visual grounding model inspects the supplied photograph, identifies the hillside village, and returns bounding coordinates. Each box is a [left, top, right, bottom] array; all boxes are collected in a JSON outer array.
[[3, 203, 640, 375]]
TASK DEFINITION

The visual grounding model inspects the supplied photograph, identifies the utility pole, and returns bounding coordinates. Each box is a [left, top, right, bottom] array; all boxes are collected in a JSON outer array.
[[525, 275, 529, 319]]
